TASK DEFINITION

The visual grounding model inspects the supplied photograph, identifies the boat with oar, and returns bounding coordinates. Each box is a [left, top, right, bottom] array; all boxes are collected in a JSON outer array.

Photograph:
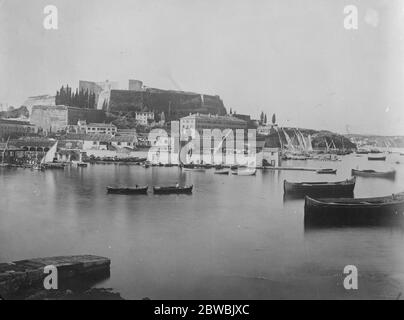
[[352, 168, 396, 179], [214, 169, 230, 175], [284, 177, 356, 197], [368, 155, 386, 161], [232, 168, 257, 176], [316, 168, 337, 175], [107, 185, 149, 195], [153, 185, 193, 195], [304, 192, 404, 227]]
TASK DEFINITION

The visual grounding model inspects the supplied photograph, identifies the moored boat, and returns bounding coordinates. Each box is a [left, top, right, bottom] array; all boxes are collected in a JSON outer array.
[[182, 164, 206, 172], [284, 177, 356, 197], [107, 185, 149, 195], [153, 185, 193, 195], [214, 169, 230, 175], [368, 155, 386, 161], [232, 168, 257, 176], [316, 169, 337, 174], [352, 169, 396, 179], [304, 192, 404, 226]]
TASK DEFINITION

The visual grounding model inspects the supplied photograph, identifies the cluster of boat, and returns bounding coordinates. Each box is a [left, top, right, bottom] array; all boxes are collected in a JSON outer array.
[[181, 164, 257, 176], [284, 168, 403, 227], [107, 185, 194, 195]]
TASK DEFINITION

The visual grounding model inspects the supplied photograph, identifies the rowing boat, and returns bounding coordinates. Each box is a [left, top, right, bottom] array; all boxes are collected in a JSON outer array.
[[107, 186, 149, 195], [368, 155, 386, 161], [304, 192, 404, 226], [316, 169, 337, 174], [232, 168, 257, 176], [153, 185, 193, 195], [352, 169, 396, 179], [182, 164, 206, 172], [214, 169, 230, 175], [284, 177, 356, 197]]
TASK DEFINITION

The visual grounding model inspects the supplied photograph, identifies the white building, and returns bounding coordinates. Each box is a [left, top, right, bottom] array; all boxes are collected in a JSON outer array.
[[257, 125, 275, 136], [180, 113, 247, 139], [86, 123, 117, 136], [135, 112, 155, 126]]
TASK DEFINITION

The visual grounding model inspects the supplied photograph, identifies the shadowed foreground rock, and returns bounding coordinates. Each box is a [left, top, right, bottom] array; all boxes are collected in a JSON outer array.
[[0, 255, 111, 300]]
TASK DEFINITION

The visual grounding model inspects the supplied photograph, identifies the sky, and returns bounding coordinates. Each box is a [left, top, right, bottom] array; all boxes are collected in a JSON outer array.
[[0, 0, 403, 135]]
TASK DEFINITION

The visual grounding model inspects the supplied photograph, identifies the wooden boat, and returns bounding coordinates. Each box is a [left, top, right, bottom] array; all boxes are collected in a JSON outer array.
[[214, 169, 230, 175], [284, 177, 356, 197], [305, 192, 404, 227], [153, 185, 193, 195], [356, 150, 369, 155], [316, 168, 337, 175], [182, 164, 206, 172], [352, 169, 396, 179], [107, 185, 148, 195], [232, 168, 257, 176], [368, 155, 386, 161]]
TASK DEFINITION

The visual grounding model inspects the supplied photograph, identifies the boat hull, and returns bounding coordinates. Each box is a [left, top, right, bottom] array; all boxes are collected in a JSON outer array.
[[316, 169, 337, 174], [284, 178, 356, 198], [352, 169, 396, 179], [214, 169, 230, 175], [107, 186, 148, 195], [153, 186, 193, 195], [232, 169, 257, 176], [305, 193, 404, 227], [368, 156, 386, 161]]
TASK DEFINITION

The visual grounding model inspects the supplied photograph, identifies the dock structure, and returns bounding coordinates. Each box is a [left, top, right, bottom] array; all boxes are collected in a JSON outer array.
[[259, 166, 318, 172], [0, 255, 110, 299]]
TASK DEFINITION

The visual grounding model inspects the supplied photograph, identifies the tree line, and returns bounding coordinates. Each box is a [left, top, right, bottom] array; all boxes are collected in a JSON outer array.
[[55, 85, 97, 109]]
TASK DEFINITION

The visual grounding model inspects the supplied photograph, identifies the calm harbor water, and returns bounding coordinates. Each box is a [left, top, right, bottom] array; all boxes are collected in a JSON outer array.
[[1, 153, 404, 299]]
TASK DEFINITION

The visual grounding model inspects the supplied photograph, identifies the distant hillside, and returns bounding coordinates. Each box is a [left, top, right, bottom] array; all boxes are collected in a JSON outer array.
[[347, 134, 404, 148], [108, 89, 226, 121], [262, 127, 356, 149]]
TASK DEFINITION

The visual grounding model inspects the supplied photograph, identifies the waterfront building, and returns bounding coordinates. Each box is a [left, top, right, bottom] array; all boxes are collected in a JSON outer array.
[[30, 105, 106, 134], [180, 113, 247, 139], [0, 119, 36, 138]]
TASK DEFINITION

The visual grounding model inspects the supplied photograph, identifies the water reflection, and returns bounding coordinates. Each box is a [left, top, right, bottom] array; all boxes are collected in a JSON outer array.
[[1, 153, 404, 299]]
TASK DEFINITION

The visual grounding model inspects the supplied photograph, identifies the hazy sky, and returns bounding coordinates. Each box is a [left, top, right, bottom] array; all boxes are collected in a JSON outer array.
[[1, 0, 403, 135]]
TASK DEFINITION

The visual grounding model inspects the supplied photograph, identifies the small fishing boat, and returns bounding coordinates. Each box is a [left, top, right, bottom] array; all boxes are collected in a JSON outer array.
[[182, 164, 206, 172], [107, 185, 149, 195], [284, 177, 356, 197], [368, 155, 386, 161], [304, 192, 404, 226], [232, 168, 257, 176], [316, 169, 337, 175], [214, 169, 230, 175], [153, 185, 193, 195], [352, 169, 396, 179], [356, 149, 369, 155]]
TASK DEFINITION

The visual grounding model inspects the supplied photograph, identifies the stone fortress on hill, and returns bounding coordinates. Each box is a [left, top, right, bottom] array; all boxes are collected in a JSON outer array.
[[79, 79, 227, 122]]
